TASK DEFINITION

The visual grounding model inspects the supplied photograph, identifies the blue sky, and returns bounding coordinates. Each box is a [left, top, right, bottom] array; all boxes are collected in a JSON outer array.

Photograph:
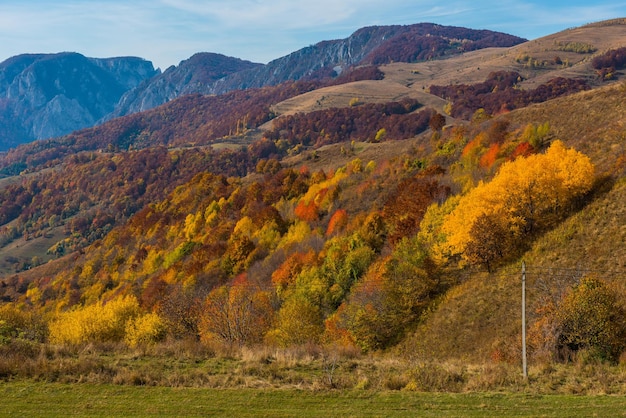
[[1, 1, 625, 70]]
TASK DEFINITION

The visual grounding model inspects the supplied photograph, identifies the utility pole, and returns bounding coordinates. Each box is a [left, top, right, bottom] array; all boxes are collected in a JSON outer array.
[[522, 261, 528, 379]]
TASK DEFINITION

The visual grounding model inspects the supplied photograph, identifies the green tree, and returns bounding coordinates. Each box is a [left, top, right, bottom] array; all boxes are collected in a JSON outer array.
[[336, 236, 440, 351]]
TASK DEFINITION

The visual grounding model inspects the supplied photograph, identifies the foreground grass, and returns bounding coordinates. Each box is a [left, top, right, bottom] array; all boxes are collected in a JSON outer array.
[[2, 382, 626, 417], [3, 340, 626, 394]]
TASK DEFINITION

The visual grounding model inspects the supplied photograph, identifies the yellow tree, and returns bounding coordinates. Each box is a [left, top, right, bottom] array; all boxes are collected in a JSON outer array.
[[441, 140, 594, 268], [49, 295, 140, 345], [265, 294, 324, 346]]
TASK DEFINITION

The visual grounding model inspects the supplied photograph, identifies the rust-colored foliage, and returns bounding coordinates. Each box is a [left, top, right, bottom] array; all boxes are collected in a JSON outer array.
[[509, 141, 535, 160], [463, 214, 512, 273], [592, 47, 626, 79], [383, 166, 450, 244], [325, 65, 385, 84], [140, 277, 169, 310], [324, 305, 357, 349], [294, 199, 320, 223], [271, 251, 317, 290], [479, 142, 501, 169], [265, 99, 433, 148], [326, 209, 349, 236], [430, 71, 588, 119], [461, 135, 483, 158], [363, 24, 523, 65], [429, 112, 446, 132]]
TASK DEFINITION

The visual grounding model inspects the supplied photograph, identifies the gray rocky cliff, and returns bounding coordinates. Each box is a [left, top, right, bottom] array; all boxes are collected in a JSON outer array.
[[106, 52, 261, 119], [0, 52, 158, 149]]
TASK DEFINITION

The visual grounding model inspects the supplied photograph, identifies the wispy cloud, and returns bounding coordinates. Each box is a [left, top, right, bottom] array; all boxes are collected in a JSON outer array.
[[161, 0, 361, 28]]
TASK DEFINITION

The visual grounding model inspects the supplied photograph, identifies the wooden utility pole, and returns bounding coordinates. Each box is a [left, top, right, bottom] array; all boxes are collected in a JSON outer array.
[[522, 261, 528, 379]]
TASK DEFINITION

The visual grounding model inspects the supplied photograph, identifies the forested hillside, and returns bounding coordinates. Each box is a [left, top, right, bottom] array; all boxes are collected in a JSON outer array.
[[0, 20, 625, 391]]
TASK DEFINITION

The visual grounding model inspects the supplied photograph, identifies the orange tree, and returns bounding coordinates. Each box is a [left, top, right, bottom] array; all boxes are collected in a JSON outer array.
[[440, 140, 595, 269]]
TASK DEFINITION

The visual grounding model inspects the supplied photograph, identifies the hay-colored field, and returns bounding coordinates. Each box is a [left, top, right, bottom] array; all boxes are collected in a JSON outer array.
[[268, 21, 626, 121]]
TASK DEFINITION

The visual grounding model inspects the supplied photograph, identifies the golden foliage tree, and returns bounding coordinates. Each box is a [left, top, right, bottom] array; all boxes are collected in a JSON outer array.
[[125, 312, 166, 347], [266, 294, 324, 346], [326, 209, 349, 236], [441, 140, 595, 268]]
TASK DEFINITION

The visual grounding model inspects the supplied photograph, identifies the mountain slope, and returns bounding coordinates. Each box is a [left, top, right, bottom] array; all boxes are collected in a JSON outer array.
[[109, 23, 525, 118], [275, 19, 626, 120], [107, 52, 262, 118], [0, 20, 625, 367], [0, 53, 158, 149], [0, 24, 524, 150]]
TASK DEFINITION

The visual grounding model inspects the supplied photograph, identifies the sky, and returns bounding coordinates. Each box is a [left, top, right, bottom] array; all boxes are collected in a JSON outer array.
[[1, 1, 625, 71]]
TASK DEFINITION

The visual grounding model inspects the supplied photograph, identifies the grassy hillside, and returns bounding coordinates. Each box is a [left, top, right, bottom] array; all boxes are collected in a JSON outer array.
[[0, 20, 625, 392], [404, 177, 625, 367], [504, 82, 626, 174], [404, 84, 626, 365]]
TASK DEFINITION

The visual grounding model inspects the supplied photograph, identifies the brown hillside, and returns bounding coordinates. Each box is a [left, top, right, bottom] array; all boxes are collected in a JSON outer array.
[[269, 20, 626, 119], [503, 82, 626, 174]]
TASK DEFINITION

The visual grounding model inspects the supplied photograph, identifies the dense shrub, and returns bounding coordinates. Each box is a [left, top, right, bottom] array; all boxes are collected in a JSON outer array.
[[556, 276, 626, 362], [592, 47, 626, 80], [430, 72, 588, 119], [265, 99, 433, 147], [49, 296, 141, 345], [124, 312, 167, 347]]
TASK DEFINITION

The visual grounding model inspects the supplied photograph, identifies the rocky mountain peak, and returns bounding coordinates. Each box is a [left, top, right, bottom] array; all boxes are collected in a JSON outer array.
[[0, 52, 158, 149]]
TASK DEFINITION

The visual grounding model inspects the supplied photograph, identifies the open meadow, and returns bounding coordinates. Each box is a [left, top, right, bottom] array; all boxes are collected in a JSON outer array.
[[3, 381, 626, 417]]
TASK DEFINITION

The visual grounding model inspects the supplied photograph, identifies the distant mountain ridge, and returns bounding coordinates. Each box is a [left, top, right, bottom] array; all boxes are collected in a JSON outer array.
[[0, 53, 158, 149], [0, 23, 525, 149], [106, 52, 262, 119], [115, 23, 525, 115]]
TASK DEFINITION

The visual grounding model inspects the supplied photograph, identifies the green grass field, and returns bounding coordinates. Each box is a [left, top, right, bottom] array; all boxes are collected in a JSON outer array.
[[2, 382, 626, 417]]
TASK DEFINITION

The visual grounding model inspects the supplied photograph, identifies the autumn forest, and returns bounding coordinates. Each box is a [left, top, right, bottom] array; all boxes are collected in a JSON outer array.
[[1, 20, 626, 394]]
